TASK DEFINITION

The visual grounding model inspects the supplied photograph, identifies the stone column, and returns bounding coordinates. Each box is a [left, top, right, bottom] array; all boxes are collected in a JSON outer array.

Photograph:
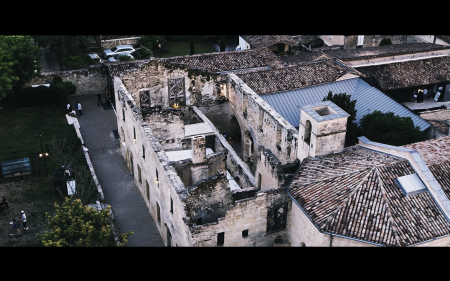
[[192, 135, 206, 164]]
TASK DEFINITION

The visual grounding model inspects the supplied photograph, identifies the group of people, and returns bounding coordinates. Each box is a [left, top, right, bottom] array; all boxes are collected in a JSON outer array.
[[66, 92, 112, 117], [11, 210, 29, 236], [67, 101, 82, 117]]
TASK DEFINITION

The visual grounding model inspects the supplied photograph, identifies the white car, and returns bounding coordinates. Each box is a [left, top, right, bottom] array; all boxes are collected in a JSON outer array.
[[103, 45, 136, 58], [108, 53, 134, 62], [88, 53, 102, 63]]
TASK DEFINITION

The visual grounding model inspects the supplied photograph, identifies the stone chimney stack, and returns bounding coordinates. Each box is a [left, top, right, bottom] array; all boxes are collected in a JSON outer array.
[[191, 135, 206, 164], [297, 101, 349, 162]]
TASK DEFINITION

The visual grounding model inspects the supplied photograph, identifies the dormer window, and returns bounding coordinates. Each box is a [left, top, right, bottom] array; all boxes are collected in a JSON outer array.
[[395, 173, 427, 196]]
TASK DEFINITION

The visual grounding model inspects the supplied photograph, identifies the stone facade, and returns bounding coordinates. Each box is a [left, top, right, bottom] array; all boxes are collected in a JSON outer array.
[[27, 65, 107, 96]]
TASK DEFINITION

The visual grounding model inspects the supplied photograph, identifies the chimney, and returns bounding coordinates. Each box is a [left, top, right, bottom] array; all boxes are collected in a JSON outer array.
[[191, 135, 206, 164]]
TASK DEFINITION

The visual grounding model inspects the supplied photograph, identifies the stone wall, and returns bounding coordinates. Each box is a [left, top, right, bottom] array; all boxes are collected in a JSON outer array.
[[27, 65, 107, 96], [419, 108, 450, 121], [190, 188, 290, 246], [184, 171, 233, 225], [143, 108, 185, 151], [118, 60, 224, 108]]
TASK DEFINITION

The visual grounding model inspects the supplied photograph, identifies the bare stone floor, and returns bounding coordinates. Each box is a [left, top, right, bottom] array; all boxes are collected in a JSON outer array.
[[69, 95, 164, 247]]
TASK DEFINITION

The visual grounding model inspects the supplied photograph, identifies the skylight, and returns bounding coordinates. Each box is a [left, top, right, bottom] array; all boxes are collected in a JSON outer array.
[[395, 173, 427, 196]]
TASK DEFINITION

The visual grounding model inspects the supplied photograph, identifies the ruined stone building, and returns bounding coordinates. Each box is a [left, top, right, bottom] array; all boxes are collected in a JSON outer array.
[[106, 46, 450, 247]]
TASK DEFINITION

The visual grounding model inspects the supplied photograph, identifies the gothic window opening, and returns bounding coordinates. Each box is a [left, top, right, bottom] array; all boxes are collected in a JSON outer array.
[[170, 197, 173, 214], [168, 77, 185, 107], [140, 90, 151, 107], [122, 108, 125, 121], [133, 126, 136, 141], [146, 180, 150, 201], [267, 202, 288, 234], [156, 168, 159, 187], [137, 164, 141, 183]]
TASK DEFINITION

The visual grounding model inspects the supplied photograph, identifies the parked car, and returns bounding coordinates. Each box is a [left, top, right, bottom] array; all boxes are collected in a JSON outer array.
[[103, 45, 136, 58], [108, 53, 134, 62], [88, 53, 102, 63]]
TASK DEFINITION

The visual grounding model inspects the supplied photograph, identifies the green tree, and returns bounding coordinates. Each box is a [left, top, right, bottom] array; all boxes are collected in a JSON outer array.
[[40, 197, 133, 247], [53, 80, 77, 103], [138, 46, 153, 59], [359, 111, 423, 146], [0, 35, 41, 105], [220, 35, 227, 52], [380, 38, 392, 46], [33, 35, 93, 56], [323, 91, 359, 146], [140, 35, 166, 50], [0, 39, 19, 106]]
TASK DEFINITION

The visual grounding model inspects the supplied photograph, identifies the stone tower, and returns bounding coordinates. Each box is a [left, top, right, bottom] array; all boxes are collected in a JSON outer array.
[[297, 101, 349, 162]]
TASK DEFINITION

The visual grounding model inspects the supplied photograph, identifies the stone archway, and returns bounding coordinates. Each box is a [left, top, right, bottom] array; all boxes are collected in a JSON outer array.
[[229, 116, 241, 144]]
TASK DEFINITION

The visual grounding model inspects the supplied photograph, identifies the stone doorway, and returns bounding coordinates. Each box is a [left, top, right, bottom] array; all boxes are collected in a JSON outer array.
[[229, 116, 243, 159]]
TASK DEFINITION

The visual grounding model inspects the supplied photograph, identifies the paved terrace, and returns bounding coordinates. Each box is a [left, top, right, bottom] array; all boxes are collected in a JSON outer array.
[[69, 95, 164, 247]]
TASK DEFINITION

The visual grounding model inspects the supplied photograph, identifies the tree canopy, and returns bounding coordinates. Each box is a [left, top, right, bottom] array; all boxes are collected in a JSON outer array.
[[40, 197, 133, 247], [0, 35, 41, 105], [323, 91, 359, 146], [359, 110, 423, 146]]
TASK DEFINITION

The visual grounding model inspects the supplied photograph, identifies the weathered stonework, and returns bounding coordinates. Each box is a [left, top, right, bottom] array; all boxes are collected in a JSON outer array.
[[27, 65, 107, 95]]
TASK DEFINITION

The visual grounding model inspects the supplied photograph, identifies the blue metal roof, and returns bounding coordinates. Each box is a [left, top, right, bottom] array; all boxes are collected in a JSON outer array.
[[260, 78, 430, 131]]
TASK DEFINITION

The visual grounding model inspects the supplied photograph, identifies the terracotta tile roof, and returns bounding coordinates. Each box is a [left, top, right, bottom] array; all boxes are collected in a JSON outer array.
[[162, 48, 283, 72], [240, 35, 297, 49], [321, 43, 450, 62], [236, 59, 362, 95], [279, 51, 334, 66], [429, 161, 450, 200], [356, 56, 450, 91], [288, 145, 450, 246], [403, 135, 450, 166]]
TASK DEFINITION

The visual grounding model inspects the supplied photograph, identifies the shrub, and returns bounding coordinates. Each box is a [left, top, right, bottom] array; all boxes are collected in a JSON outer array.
[[380, 38, 392, 46], [140, 35, 166, 50], [59, 51, 100, 70], [39, 197, 133, 247], [53, 81, 77, 103], [138, 46, 153, 59], [359, 111, 423, 146], [17, 85, 57, 107], [117, 54, 133, 62]]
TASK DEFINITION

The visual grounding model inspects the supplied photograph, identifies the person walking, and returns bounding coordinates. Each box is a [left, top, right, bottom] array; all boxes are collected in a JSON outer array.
[[77, 101, 82, 116], [97, 92, 102, 107], [67, 103, 72, 113], [21, 210, 29, 231], [11, 219, 21, 236]]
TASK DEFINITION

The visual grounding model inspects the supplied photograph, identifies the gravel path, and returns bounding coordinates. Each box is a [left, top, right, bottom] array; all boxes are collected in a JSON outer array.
[[69, 95, 164, 247]]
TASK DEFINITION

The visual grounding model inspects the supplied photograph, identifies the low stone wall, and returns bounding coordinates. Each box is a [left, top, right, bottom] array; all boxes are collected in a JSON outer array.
[[101, 37, 140, 49], [27, 65, 107, 96]]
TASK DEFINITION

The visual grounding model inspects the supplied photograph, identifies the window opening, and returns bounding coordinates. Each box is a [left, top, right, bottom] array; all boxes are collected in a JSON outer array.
[[170, 197, 173, 214], [168, 78, 185, 107], [258, 172, 262, 190], [146, 180, 150, 201], [242, 230, 249, 238], [142, 144, 145, 159], [156, 202, 161, 224], [258, 109, 264, 132], [133, 126, 136, 141], [217, 232, 225, 246], [267, 202, 288, 234], [276, 125, 282, 151], [140, 90, 150, 107], [137, 164, 141, 183], [122, 108, 125, 121], [197, 217, 203, 225], [155, 168, 159, 187], [304, 120, 311, 145]]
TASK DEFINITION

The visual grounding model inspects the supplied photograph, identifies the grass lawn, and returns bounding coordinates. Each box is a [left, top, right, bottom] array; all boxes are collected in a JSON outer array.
[[154, 37, 217, 58], [0, 103, 91, 246]]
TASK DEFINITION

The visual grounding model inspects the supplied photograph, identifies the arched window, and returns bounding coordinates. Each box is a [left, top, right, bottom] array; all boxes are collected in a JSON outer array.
[[304, 120, 311, 145]]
